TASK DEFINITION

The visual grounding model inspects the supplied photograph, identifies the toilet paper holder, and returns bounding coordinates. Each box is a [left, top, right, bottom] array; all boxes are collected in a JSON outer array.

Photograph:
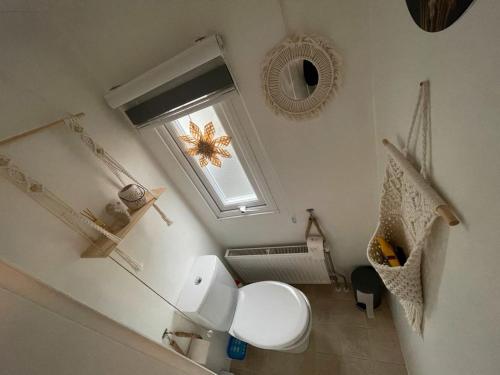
[[305, 208, 349, 291]]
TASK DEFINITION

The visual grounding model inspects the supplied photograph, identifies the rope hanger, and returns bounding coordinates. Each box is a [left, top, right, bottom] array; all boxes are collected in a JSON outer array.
[[383, 80, 458, 227]]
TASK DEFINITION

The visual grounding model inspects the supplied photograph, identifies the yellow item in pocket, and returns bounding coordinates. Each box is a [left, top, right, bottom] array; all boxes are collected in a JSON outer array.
[[376, 237, 401, 267]]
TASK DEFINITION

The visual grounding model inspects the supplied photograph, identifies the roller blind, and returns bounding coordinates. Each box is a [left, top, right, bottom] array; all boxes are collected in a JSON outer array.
[[124, 58, 235, 127]]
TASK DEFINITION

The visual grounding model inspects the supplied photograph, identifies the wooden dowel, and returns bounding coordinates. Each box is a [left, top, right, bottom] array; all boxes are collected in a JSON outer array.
[[0, 112, 85, 146], [172, 331, 203, 339], [436, 205, 460, 226]]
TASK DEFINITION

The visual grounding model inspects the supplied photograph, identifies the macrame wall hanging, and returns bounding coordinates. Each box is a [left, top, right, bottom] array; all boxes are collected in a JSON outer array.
[[0, 113, 172, 272], [367, 81, 459, 333]]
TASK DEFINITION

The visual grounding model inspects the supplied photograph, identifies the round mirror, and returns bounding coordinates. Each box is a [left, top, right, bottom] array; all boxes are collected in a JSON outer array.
[[262, 35, 341, 120], [279, 59, 319, 100]]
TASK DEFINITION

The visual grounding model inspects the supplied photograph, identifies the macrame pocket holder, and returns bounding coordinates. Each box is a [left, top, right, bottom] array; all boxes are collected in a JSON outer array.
[[367, 81, 459, 333]]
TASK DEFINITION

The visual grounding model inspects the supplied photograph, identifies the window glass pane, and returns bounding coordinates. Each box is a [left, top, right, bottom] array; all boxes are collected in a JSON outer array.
[[168, 105, 258, 206]]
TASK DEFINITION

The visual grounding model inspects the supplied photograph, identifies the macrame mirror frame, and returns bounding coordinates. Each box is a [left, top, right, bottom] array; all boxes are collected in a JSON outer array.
[[261, 34, 342, 120]]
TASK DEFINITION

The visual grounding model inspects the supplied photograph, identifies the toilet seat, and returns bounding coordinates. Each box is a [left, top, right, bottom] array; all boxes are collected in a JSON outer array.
[[228, 281, 310, 350]]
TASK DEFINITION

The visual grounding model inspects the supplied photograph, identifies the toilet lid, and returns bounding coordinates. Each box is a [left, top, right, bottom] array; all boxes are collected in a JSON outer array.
[[229, 281, 310, 349]]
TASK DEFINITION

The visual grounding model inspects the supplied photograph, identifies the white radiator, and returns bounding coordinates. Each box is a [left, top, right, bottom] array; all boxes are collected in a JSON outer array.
[[225, 244, 331, 284]]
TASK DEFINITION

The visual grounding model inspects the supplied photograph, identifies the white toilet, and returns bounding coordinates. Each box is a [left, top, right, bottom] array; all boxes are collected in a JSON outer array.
[[177, 255, 312, 353]]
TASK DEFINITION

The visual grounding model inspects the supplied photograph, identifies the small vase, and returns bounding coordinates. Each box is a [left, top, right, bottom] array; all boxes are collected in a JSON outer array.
[[118, 184, 147, 211]]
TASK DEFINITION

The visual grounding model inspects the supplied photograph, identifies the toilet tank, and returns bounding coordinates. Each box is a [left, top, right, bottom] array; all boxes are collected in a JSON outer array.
[[177, 255, 238, 331]]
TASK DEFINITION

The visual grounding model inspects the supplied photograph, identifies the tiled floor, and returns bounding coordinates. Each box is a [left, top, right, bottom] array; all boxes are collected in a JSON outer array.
[[230, 284, 407, 375]]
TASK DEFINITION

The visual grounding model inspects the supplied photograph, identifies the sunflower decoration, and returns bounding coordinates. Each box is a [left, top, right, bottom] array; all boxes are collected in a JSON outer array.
[[179, 121, 232, 168]]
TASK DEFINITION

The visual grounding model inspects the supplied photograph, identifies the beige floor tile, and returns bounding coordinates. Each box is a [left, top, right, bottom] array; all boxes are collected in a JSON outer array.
[[261, 350, 315, 375], [338, 325, 371, 359], [312, 323, 371, 359], [314, 353, 375, 375], [311, 323, 344, 356], [231, 369, 256, 375], [367, 328, 405, 364], [294, 284, 352, 305], [312, 284, 353, 303], [370, 360, 408, 375], [339, 357, 372, 375], [313, 298, 367, 327], [369, 326, 399, 343], [366, 300, 397, 330], [313, 353, 342, 374], [230, 346, 268, 372]]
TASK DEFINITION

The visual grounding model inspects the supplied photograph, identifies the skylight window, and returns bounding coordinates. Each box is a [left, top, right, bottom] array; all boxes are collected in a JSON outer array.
[[172, 106, 258, 205], [152, 93, 276, 218]]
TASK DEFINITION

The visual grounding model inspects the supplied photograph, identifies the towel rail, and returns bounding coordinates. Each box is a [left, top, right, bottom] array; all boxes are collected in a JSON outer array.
[[0, 113, 85, 146]]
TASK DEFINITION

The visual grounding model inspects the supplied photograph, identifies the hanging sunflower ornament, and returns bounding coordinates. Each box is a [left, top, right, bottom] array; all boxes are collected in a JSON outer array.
[[179, 121, 232, 167]]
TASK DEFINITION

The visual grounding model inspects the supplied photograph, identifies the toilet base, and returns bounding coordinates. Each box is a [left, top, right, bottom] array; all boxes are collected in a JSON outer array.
[[276, 290, 312, 353], [281, 335, 310, 353]]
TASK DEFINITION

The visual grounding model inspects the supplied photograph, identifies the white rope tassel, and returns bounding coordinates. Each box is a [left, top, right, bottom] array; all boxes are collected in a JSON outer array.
[[0, 154, 121, 244], [153, 204, 173, 226], [64, 117, 173, 226], [114, 248, 143, 272], [404, 81, 431, 179]]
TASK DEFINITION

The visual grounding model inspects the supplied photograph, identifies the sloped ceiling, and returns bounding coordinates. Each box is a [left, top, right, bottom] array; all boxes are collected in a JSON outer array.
[[1, 0, 378, 272]]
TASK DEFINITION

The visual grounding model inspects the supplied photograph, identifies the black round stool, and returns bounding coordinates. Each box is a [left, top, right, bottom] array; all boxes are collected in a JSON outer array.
[[351, 266, 384, 318]]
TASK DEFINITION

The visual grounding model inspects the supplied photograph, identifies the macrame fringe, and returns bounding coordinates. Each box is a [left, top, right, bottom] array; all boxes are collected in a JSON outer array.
[[261, 34, 342, 120], [401, 300, 423, 334]]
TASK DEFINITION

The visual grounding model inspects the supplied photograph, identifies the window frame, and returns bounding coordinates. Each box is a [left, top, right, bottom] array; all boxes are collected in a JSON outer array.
[[151, 92, 277, 219]]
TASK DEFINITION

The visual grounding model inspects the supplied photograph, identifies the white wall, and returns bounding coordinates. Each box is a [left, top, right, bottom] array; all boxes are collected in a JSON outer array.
[[0, 261, 211, 375], [369, 1, 500, 374], [0, 1, 222, 347], [0, 289, 196, 375]]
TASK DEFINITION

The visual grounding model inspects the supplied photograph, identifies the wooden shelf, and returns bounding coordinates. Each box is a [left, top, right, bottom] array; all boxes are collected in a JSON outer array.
[[81, 187, 166, 258]]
